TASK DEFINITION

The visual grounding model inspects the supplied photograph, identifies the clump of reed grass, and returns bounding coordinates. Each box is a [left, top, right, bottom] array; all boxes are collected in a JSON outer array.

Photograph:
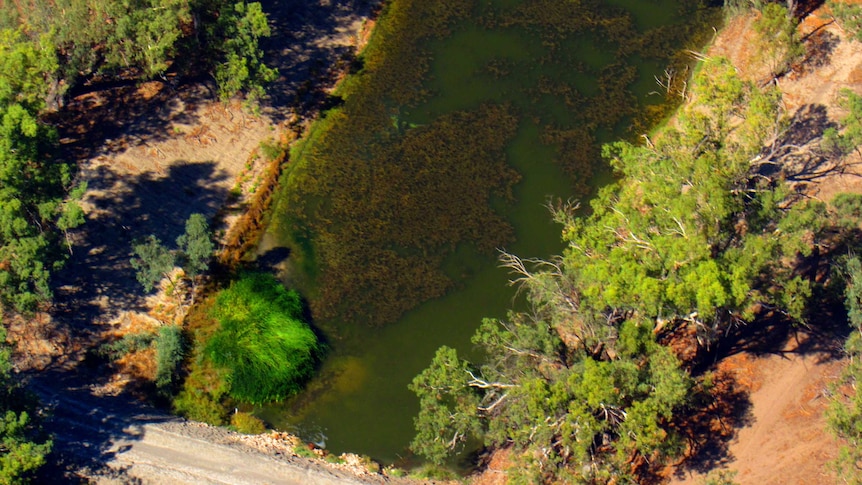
[[205, 272, 319, 404]]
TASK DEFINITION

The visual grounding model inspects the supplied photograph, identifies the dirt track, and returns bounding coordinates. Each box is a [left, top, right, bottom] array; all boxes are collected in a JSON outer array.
[[28, 372, 387, 484]]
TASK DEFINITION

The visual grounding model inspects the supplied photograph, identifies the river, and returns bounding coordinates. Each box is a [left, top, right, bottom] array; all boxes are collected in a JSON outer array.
[[257, 0, 718, 468]]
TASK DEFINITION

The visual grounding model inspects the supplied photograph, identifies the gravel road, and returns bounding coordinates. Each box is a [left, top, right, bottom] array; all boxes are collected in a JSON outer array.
[[28, 371, 389, 484]]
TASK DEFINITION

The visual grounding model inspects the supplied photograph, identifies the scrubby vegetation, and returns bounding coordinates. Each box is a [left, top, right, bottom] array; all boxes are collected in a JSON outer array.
[[131, 213, 214, 299], [828, 256, 862, 484], [0, 328, 51, 483], [230, 411, 267, 435]]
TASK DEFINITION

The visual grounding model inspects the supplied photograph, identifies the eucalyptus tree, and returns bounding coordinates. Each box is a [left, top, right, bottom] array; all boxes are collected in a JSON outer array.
[[130, 212, 213, 294], [1, 0, 276, 101], [0, 28, 85, 313], [411, 57, 832, 482]]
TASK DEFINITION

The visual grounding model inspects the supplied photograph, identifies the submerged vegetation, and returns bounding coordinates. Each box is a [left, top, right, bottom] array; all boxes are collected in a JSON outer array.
[[270, 0, 719, 327]]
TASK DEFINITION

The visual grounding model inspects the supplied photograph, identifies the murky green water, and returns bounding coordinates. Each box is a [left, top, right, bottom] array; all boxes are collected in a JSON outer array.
[[259, 0, 717, 466]]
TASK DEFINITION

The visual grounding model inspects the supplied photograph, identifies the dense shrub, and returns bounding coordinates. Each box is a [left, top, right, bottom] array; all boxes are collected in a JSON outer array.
[[205, 273, 319, 404]]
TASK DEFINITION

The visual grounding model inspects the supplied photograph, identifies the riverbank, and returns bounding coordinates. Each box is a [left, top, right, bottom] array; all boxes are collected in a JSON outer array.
[[10, 0, 859, 483], [4, 1, 408, 482]]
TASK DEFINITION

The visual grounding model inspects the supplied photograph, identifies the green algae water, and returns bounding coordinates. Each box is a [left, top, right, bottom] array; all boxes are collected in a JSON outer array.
[[259, 0, 718, 467]]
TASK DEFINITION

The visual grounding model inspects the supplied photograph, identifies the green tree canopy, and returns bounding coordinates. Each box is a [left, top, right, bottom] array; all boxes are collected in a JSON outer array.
[[0, 27, 84, 313], [0, 327, 51, 483], [411, 57, 833, 482], [130, 235, 177, 293], [827, 256, 862, 484], [176, 213, 214, 280], [1, 0, 275, 100], [559, 56, 819, 347]]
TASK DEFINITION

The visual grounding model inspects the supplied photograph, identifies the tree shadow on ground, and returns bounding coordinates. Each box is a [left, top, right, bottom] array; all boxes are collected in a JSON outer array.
[[669, 367, 754, 480], [663, 245, 852, 481], [795, 0, 826, 18], [258, 0, 382, 124], [758, 103, 862, 188], [801, 29, 840, 73], [50, 161, 229, 343], [47, 81, 213, 164], [25, 368, 178, 482]]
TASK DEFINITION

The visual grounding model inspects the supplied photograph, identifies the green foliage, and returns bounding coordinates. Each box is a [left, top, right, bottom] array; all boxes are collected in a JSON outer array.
[[703, 469, 739, 485], [0, 27, 82, 313], [3, 0, 275, 102], [100, 332, 156, 360], [176, 213, 214, 280], [412, 317, 691, 482], [230, 411, 266, 434], [155, 325, 185, 390], [412, 56, 831, 482], [821, 88, 862, 156], [0, 411, 50, 484], [384, 466, 407, 478], [292, 442, 318, 459], [205, 272, 319, 404], [132, 213, 214, 294], [828, 0, 862, 42], [827, 256, 862, 484], [0, 327, 51, 483], [409, 346, 483, 464], [173, 356, 231, 425], [560, 56, 818, 341], [753, 2, 804, 77], [407, 463, 458, 481], [722, 0, 765, 20], [209, 1, 277, 102], [259, 139, 284, 162], [130, 235, 176, 293], [829, 192, 862, 231]]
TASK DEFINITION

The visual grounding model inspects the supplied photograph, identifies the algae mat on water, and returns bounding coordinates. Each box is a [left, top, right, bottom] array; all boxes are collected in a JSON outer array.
[[269, 0, 717, 330]]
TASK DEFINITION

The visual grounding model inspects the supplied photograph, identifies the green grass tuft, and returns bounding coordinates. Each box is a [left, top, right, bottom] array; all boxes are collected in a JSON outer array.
[[205, 272, 319, 404]]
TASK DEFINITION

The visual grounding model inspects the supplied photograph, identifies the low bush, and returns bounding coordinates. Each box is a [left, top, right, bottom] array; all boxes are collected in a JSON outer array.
[[100, 332, 155, 360], [230, 411, 266, 434]]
